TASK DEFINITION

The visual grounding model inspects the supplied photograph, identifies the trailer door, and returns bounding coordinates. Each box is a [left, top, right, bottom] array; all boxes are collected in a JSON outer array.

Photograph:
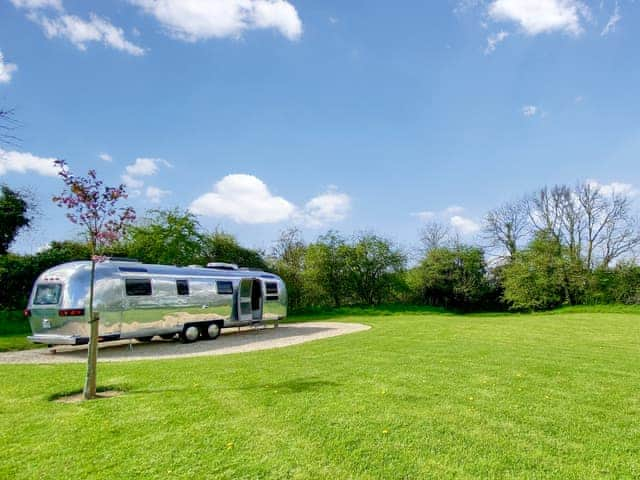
[[238, 278, 253, 322]]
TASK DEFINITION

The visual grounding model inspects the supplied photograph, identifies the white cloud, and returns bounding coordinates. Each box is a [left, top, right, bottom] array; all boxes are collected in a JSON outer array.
[[0, 51, 18, 84], [488, 0, 590, 36], [413, 205, 480, 235], [485, 30, 509, 54], [587, 179, 637, 198], [300, 188, 351, 227], [9, 0, 62, 10], [32, 13, 145, 55], [121, 157, 171, 195], [328, 16, 338, 24], [190, 174, 296, 223], [129, 0, 303, 41], [124, 157, 164, 177], [601, 3, 621, 36], [146, 186, 171, 203], [0, 149, 58, 177], [99, 152, 112, 162], [444, 205, 465, 215], [121, 174, 144, 189], [412, 211, 437, 221], [522, 105, 538, 117], [450, 215, 481, 234]]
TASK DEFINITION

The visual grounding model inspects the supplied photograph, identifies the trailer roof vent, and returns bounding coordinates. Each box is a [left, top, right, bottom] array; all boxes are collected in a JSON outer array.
[[206, 262, 239, 271], [107, 257, 140, 263]]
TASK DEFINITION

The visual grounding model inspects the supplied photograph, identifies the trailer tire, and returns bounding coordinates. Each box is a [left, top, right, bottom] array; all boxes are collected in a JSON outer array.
[[201, 322, 221, 340], [180, 325, 200, 343]]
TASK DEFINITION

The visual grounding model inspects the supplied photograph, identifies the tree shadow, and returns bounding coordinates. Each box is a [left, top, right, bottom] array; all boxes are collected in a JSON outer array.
[[240, 377, 340, 394]]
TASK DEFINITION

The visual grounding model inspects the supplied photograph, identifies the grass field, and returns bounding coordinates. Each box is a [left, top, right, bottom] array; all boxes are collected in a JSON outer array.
[[0, 310, 42, 352], [1, 307, 639, 478]]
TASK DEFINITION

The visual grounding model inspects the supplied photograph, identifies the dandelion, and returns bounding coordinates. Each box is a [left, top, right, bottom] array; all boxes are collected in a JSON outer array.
[[227, 442, 234, 449], [382, 429, 389, 434]]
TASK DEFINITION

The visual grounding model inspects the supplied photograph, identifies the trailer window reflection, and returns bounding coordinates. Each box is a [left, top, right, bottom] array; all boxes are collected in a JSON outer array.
[[176, 279, 189, 296], [217, 281, 233, 295], [33, 284, 62, 305], [125, 278, 152, 296]]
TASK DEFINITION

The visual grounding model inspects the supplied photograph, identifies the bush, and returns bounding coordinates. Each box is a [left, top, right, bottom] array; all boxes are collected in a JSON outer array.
[[416, 245, 490, 312]]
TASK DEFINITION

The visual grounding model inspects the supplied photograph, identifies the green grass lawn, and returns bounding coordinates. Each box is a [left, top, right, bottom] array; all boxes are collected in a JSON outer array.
[[1, 308, 639, 479], [0, 310, 42, 352]]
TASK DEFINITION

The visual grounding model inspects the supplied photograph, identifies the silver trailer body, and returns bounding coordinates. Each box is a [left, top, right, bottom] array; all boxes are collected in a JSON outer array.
[[26, 260, 287, 345]]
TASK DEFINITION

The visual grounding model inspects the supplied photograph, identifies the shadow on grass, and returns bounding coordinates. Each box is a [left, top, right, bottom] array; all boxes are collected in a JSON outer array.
[[47, 384, 129, 402], [240, 377, 340, 394]]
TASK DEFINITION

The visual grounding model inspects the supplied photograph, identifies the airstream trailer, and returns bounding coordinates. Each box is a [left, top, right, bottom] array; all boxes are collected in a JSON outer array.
[[25, 259, 287, 346]]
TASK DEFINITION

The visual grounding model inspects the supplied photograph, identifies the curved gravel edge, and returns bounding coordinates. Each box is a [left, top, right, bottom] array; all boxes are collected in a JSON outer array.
[[0, 322, 371, 364]]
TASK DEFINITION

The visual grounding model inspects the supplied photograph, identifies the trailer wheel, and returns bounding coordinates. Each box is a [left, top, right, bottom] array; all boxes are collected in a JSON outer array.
[[135, 336, 153, 343], [180, 325, 200, 343], [201, 322, 221, 340]]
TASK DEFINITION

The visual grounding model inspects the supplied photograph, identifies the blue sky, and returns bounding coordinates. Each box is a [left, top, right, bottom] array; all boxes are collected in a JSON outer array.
[[1, 0, 639, 254]]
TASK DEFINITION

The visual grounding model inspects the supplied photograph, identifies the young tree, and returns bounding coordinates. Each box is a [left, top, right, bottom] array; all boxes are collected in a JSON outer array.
[[53, 160, 135, 400], [0, 185, 33, 254]]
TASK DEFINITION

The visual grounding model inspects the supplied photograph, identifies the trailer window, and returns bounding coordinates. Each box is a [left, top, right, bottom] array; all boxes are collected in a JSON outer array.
[[176, 279, 189, 296], [217, 281, 233, 295], [33, 284, 62, 305], [125, 279, 152, 296], [265, 282, 278, 295]]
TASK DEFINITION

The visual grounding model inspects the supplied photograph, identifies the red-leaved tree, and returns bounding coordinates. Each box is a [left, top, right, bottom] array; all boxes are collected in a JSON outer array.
[[53, 159, 136, 400]]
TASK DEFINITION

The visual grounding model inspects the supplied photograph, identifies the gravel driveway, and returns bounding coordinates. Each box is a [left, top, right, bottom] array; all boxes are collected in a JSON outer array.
[[0, 322, 370, 364]]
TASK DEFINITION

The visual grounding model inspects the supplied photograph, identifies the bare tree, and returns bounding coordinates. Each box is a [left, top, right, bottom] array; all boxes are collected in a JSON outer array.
[[0, 108, 19, 147], [419, 221, 452, 254], [575, 182, 640, 268], [526, 185, 572, 243], [525, 182, 640, 269], [482, 199, 528, 259]]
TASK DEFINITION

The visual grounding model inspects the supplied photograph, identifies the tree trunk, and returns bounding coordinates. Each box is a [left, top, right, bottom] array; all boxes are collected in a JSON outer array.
[[83, 259, 99, 400]]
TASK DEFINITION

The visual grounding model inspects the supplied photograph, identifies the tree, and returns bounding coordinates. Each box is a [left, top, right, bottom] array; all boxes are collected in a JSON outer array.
[[419, 221, 452, 254], [345, 232, 406, 305], [0, 185, 33, 255], [418, 245, 489, 311], [304, 230, 350, 307], [483, 199, 528, 260], [0, 108, 19, 147], [53, 160, 135, 400], [270, 228, 307, 311], [502, 231, 586, 310], [203, 230, 268, 270], [0, 241, 92, 310], [125, 208, 205, 266], [576, 182, 640, 269], [525, 183, 640, 270]]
